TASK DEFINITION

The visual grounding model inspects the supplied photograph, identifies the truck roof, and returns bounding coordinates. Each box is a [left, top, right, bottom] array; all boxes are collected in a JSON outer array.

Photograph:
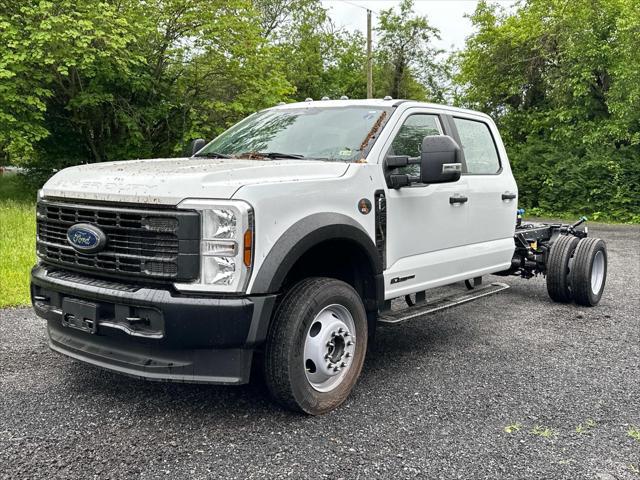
[[268, 98, 492, 120]]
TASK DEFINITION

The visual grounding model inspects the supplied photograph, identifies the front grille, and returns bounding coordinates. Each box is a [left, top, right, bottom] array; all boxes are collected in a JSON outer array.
[[36, 200, 200, 281]]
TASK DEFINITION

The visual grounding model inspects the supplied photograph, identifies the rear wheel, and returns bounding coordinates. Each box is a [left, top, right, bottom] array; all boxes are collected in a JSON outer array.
[[570, 238, 607, 306], [546, 235, 580, 303], [264, 277, 368, 415]]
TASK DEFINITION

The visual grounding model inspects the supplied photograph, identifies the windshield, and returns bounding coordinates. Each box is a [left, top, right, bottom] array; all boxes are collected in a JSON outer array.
[[196, 106, 391, 162]]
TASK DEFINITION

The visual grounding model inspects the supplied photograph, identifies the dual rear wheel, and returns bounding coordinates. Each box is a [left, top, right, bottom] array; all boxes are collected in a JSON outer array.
[[546, 236, 607, 306]]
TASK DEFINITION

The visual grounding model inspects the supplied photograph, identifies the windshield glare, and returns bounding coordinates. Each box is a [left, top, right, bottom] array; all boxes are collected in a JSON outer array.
[[197, 106, 390, 162]]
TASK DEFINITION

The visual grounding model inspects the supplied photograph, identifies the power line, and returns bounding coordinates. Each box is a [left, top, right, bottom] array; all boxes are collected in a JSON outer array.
[[324, 0, 380, 15]]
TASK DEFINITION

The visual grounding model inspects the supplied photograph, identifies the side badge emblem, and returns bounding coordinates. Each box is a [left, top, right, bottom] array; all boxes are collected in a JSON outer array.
[[358, 198, 372, 215]]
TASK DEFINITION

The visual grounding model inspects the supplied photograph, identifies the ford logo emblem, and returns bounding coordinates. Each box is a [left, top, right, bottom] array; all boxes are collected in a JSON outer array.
[[66, 223, 107, 253]]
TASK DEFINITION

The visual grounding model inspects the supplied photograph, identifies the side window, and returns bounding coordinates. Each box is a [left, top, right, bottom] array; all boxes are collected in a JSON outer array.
[[453, 118, 501, 174], [388, 114, 441, 175]]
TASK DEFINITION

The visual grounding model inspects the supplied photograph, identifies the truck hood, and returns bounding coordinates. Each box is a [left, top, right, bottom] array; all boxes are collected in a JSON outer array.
[[41, 157, 349, 205]]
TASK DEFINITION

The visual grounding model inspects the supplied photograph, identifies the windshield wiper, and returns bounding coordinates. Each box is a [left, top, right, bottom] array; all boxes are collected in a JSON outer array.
[[193, 152, 232, 159], [251, 152, 306, 159]]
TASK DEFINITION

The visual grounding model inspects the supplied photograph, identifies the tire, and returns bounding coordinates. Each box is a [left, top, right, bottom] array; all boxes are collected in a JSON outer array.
[[264, 277, 368, 415], [570, 238, 607, 306], [546, 235, 580, 303]]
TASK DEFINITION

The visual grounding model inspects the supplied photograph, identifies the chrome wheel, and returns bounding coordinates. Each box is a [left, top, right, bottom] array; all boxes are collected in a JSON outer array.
[[303, 304, 356, 393], [591, 250, 605, 294]]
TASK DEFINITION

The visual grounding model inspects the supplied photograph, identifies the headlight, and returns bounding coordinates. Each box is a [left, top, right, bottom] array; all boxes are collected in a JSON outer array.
[[174, 199, 254, 293], [202, 209, 237, 239]]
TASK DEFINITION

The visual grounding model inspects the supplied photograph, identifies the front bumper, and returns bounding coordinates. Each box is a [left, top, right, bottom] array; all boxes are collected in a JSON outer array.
[[31, 265, 276, 384]]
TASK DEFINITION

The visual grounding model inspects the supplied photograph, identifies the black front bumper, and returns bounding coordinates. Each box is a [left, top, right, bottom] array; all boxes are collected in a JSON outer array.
[[31, 265, 276, 384]]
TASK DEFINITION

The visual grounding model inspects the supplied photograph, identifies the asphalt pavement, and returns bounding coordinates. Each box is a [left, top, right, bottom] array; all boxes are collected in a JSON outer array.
[[1, 222, 639, 479]]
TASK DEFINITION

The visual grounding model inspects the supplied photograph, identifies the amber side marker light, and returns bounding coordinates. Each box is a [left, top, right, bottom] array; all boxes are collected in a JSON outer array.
[[243, 229, 253, 267]]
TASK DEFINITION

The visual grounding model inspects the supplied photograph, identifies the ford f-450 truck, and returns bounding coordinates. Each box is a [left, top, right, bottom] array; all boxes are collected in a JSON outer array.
[[31, 99, 607, 414]]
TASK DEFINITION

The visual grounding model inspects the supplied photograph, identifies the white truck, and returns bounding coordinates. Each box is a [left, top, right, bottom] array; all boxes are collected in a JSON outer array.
[[31, 99, 608, 414]]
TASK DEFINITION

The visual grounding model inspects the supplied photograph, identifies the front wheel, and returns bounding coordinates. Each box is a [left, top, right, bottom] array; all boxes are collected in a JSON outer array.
[[264, 277, 368, 415]]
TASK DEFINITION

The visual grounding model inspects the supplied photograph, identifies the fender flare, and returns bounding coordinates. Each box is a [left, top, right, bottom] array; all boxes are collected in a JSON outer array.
[[250, 212, 383, 297]]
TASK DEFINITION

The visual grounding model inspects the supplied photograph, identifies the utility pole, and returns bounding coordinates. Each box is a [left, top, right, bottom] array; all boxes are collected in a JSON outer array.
[[366, 9, 373, 99]]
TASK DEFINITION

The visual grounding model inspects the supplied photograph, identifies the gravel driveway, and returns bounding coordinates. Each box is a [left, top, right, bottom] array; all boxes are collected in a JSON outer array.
[[1, 223, 639, 479]]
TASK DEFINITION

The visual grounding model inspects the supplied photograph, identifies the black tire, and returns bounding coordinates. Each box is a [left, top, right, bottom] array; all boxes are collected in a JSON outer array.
[[546, 235, 580, 303], [264, 277, 368, 415], [570, 238, 607, 306]]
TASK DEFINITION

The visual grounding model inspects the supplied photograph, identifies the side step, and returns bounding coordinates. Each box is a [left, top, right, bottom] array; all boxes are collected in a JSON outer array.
[[378, 282, 510, 325]]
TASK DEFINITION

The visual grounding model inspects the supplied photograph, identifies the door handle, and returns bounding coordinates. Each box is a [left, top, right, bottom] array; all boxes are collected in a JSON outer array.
[[449, 195, 468, 205], [502, 192, 517, 200]]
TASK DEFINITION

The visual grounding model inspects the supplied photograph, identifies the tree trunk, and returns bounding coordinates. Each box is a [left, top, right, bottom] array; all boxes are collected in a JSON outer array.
[[391, 52, 405, 99]]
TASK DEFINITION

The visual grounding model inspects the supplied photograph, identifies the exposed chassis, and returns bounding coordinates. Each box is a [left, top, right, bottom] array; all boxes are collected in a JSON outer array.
[[503, 216, 589, 279]]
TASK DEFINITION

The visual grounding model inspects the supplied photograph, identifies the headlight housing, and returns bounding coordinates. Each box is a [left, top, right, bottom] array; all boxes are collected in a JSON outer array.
[[175, 199, 254, 293]]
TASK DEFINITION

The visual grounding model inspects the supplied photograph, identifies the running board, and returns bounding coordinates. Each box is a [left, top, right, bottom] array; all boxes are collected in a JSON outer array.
[[378, 282, 510, 325]]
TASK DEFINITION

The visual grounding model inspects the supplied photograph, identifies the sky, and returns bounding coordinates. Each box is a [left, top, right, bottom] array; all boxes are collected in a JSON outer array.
[[320, 0, 517, 52]]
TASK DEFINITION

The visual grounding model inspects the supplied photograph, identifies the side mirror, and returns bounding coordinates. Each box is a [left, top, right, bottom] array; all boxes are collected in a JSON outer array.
[[420, 135, 462, 184], [187, 138, 206, 156]]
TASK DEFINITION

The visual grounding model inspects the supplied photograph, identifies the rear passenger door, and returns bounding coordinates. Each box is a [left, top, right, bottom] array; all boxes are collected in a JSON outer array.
[[451, 115, 518, 270]]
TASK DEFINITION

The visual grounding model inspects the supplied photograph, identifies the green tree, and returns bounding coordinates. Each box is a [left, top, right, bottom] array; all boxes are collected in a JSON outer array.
[[456, 0, 640, 221], [0, 0, 141, 166], [0, 0, 293, 179], [375, 0, 446, 101], [260, 0, 364, 101]]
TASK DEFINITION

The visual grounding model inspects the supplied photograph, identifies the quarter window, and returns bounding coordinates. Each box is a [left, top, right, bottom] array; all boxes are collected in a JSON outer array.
[[453, 118, 500, 174]]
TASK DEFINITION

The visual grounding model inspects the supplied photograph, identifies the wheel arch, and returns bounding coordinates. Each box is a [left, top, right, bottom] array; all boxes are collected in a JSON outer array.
[[250, 213, 384, 313]]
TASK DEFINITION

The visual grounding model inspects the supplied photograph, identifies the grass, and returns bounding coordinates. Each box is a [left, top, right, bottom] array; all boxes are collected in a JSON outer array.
[[504, 422, 523, 434], [0, 174, 37, 307], [530, 425, 555, 438], [575, 419, 597, 434]]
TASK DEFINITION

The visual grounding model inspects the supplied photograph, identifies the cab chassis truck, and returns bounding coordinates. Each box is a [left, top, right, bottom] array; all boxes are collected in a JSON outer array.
[[31, 99, 608, 414]]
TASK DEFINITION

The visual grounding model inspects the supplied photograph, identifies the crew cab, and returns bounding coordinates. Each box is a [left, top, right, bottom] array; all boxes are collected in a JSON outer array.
[[31, 99, 607, 414]]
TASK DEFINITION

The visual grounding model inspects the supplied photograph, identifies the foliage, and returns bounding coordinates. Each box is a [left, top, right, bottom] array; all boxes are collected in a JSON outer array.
[[0, 0, 448, 180], [374, 0, 447, 101], [0, 0, 637, 221], [455, 0, 640, 222], [0, 0, 293, 176]]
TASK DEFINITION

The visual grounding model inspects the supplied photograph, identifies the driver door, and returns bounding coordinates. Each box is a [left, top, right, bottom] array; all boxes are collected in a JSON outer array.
[[382, 109, 471, 299]]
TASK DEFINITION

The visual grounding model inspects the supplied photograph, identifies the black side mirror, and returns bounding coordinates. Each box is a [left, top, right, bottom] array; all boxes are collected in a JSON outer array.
[[187, 138, 206, 156], [420, 135, 462, 184]]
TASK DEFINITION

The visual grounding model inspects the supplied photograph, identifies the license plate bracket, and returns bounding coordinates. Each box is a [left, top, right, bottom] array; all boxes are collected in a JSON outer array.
[[62, 298, 100, 334]]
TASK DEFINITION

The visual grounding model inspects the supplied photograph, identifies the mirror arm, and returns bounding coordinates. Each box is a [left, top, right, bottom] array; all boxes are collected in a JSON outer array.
[[389, 173, 415, 190], [385, 155, 409, 168], [386, 155, 421, 169]]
